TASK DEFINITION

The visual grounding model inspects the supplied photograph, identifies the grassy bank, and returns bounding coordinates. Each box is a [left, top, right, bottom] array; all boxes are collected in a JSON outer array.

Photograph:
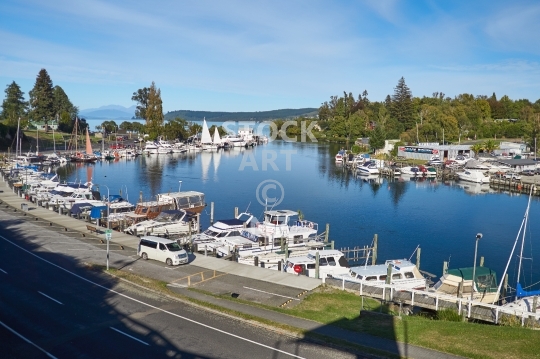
[[96, 265, 540, 359]]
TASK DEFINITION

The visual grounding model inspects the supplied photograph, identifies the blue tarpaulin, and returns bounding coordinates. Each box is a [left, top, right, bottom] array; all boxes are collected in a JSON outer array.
[[90, 206, 107, 219], [70, 202, 94, 216]]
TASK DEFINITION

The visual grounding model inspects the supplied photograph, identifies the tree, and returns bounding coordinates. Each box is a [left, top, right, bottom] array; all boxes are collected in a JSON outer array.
[[132, 87, 149, 122], [1, 81, 27, 125], [145, 82, 164, 139], [369, 125, 386, 152], [483, 139, 499, 153], [119, 121, 133, 132], [29, 69, 55, 130], [52, 85, 77, 119], [164, 117, 189, 140], [391, 77, 414, 130], [470, 143, 484, 158]]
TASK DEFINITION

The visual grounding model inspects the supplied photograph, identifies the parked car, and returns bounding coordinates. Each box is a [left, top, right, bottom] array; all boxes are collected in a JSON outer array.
[[521, 169, 535, 176], [504, 172, 521, 181]]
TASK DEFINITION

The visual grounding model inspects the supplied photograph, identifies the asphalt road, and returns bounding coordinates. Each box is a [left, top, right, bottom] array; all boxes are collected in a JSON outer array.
[[0, 230, 360, 358]]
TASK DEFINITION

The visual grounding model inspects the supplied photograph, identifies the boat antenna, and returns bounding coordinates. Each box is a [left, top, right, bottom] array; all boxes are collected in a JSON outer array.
[[408, 245, 420, 261], [245, 201, 251, 214]]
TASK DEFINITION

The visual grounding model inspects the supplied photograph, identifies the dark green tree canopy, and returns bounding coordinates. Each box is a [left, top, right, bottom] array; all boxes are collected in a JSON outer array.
[[29, 68, 55, 122], [53, 85, 77, 119], [1, 81, 27, 125], [132, 87, 149, 121], [391, 77, 414, 130]]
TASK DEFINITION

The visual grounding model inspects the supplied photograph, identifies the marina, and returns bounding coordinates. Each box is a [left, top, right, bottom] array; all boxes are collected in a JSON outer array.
[[4, 135, 540, 320]]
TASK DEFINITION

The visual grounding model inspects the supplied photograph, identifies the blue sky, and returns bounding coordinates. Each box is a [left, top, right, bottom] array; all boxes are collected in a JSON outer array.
[[1, 0, 539, 112]]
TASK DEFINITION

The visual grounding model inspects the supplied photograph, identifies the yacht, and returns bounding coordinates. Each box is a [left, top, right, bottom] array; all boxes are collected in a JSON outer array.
[[335, 150, 346, 163], [191, 213, 255, 249], [143, 142, 159, 154], [356, 160, 380, 175], [124, 209, 194, 237], [334, 259, 427, 290], [234, 209, 323, 256], [457, 169, 490, 184], [430, 266, 499, 303], [285, 250, 350, 278], [222, 134, 246, 147]]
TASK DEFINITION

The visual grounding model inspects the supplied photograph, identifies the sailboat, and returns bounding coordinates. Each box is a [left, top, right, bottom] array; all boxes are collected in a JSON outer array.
[[70, 125, 97, 163], [212, 127, 222, 149], [501, 188, 540, 311], [200, 118, 216, 150]]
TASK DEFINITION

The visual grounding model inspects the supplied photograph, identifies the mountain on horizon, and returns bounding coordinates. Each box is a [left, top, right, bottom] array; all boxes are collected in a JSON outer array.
[[79, 105, 318, 122]]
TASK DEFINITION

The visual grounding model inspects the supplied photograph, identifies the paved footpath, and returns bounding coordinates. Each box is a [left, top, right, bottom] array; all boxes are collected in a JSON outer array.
[[0, 173, 463, 359]]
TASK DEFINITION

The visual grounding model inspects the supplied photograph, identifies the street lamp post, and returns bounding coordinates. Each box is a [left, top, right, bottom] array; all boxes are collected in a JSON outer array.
[[470, 233, 483, 305], [102, 184, 110, 270]]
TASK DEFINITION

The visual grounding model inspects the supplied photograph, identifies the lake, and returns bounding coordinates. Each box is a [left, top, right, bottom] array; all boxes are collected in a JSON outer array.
[[57, 128, 540, 293]]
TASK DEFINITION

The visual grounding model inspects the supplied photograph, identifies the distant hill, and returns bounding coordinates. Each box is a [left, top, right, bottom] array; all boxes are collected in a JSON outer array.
[[164, 108, 318, 122], [79, 105, 136, 120]]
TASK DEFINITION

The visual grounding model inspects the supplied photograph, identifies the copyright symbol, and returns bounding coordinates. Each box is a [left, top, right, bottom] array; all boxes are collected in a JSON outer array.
[[255, 180, 284, 207]]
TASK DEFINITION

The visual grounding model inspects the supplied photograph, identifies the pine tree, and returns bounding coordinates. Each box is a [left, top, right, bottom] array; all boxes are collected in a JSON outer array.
[[390, 77, 414, 130], [29, 69, 55, 128], [146, 82, 163, 139], [53, 85, 77, 119], [1, 81, 28, 125]]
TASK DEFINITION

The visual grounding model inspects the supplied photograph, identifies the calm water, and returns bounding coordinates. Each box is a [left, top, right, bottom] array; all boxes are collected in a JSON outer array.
[[58, 132, 540, 290]]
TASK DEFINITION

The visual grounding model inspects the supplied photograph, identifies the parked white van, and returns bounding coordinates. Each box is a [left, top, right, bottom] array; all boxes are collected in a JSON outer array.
[[138, 236, 188, 266]]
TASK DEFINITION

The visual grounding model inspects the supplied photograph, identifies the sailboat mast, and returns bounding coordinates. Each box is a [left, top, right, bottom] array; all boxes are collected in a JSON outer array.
[[36, 127, 39, 155], [516, 188, 534, 285], [15, 117, 20, 159], [493, 186, 534, 303]]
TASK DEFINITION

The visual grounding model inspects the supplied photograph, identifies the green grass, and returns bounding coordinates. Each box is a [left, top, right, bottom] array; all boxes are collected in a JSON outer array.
[[94, 265, 540, 359]]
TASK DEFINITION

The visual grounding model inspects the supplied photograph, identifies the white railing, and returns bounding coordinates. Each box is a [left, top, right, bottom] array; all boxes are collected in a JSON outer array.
[[323, 276, 540, 325]]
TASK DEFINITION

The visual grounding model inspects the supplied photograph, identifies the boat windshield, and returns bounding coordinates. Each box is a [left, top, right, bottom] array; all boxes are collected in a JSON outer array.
[[166, 242, 182, 251], [204, 229, 219, 237]]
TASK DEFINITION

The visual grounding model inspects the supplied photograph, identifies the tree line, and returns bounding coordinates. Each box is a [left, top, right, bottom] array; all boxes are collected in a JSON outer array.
[[0, 68, 79, 135], [315, 77, 540, 150]]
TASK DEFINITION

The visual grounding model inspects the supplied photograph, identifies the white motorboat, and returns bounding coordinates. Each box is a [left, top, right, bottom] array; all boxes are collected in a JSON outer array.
[[285, 250, 350, 278], [124, 209, 194, 236], [335, 150, 346, 163], [356, 160, 380, 175], [143, 142, 159, 154], [457, 169, 490, 183], [335, 259, 427, 290], [222, 134, 246, 147], [236, 209, 322, 257], [401, 166, 421, 176], [191, 213, 255, 249]]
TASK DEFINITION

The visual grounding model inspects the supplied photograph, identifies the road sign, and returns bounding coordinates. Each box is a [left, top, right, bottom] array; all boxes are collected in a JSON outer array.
[[105, 229, 112, 241]]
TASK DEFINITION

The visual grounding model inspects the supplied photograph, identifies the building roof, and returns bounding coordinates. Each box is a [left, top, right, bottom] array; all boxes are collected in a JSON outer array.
[[497, 159, 537, 166]]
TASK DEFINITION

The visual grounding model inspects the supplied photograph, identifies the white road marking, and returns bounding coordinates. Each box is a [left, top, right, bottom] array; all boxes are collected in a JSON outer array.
[[38, 291, 64, 305], [0, 320, 58, 359], [110, 327, 149, 345], [1, 235, 306, 359], [243, 286, 300, 300], [0, 268, 7, 274]]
